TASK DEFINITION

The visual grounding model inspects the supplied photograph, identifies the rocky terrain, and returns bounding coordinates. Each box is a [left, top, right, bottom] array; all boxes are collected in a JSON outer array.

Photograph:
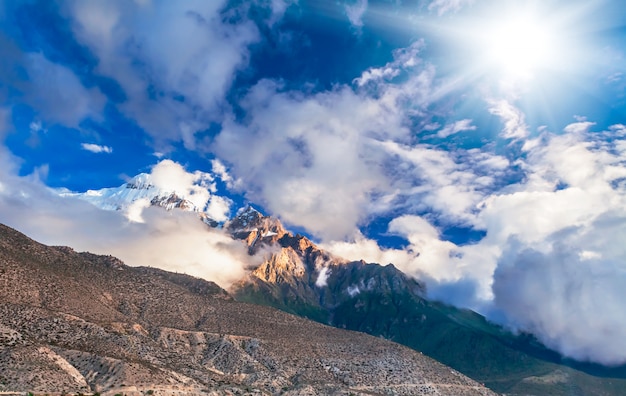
[[0, 223, 497, 396], [229, 208, 626, 396]]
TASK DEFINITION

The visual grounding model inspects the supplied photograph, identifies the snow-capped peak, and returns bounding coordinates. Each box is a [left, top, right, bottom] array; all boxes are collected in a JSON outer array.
[[59, 163, 233, 224]]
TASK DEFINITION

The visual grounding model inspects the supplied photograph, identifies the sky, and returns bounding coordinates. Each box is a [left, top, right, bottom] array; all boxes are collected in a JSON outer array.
[[1, 0, 626, 366]]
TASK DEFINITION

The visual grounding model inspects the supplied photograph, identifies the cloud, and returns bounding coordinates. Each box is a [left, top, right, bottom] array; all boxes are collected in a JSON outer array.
[[147, 159, 233, 221], [214, 42, 446, 240], [428, 0, 475, 16], [493, 222, 626, 365], [436, 119, 476, 138], [0, 160, 249, 288], [71, 159, 233, 224], [81, 143, 113, 154], [323, 218, 498, 306], [344, 0, 368, 29], [205, 195, 232, 223], [323, 119, 626, 365], [22, 53, 106, 127], [379, 141, 509, 226], [267, 0, 295, 26], [487, 99, 528, 139], [64, 0, 263, 149], [476, 124, 626, 364], [215, 80, 395, 240], [211, 158, 239, 190], [315, 266, 331, 287]]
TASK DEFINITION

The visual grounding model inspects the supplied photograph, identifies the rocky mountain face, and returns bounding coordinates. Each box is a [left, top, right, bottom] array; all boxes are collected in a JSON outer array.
[[228, 210, 626, 396], [0, 223, 497, 396]]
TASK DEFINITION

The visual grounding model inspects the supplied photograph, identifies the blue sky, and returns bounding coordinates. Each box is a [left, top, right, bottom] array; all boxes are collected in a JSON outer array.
[[2, 0, 626, 366]]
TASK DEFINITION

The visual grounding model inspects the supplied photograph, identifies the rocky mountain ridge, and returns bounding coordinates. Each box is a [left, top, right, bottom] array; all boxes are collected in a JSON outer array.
[[227, 209, 626, 396], [0, 223, 497, 396]]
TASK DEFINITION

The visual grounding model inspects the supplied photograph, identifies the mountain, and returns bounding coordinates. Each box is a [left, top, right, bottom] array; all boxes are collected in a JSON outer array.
[[228, 209, 626, 396], [0, 223, 497, 396], [55, 181, 626, 395], [60, 172, 225, 226]]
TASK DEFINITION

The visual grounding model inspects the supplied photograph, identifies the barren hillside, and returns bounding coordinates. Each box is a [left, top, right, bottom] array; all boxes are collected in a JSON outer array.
[[0, 223, 496, 396]]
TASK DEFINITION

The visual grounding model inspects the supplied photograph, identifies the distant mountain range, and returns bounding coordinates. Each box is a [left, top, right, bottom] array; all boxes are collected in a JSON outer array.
[[54, 174, 626, 396]]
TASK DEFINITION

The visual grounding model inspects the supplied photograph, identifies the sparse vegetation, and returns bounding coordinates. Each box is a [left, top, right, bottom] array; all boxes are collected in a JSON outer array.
[[0, 223, 497, 395]]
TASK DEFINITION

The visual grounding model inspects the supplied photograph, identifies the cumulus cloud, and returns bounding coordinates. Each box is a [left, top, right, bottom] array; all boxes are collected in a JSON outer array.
[[214, 42, 447, 240], [493, 221, 626, 365], [323, 217, 498, 305], [81, 143, 113, 154], [0, 162, 249, 288], [323, 119, 626, 365], [478, 123, 626, 364], [63, 0, 263, 149]]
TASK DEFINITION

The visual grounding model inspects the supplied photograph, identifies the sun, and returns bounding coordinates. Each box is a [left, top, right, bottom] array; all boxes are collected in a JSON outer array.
[[480, 13, 557, 79], [437, 2, 580, 85]]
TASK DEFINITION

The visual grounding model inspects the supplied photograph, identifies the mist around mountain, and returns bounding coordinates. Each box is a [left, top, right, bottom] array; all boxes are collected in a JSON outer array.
[[226, 208, 626, 396], [48, 175, 626, 395], [0, 223, 497, 396]]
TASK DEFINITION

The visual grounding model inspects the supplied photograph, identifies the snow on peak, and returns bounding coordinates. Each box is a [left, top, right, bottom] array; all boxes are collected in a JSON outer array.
[[125, 173, 153, 190], [59, 161, 233, 223], [231, 205, 263, 228]]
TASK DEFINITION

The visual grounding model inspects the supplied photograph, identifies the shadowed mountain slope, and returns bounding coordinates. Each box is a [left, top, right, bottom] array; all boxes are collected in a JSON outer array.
[[229, 209, 626, 396]]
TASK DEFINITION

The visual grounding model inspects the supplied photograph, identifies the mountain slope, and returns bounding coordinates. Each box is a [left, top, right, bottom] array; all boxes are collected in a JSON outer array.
[[229, 210, 626, 396], [0, 223, 496, 396]]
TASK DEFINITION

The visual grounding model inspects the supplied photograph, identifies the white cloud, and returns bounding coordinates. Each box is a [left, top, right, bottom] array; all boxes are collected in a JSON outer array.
[[487, 99, 528, 139], [0, 163, 249, 289], [214, 43, 443, 240], [493, 222, 626, 365], [323, 119, 626, 364], [29, 120, 44, 133], [436, 119, 476, 138], [315, 266, 331, 287], [476, 125, 626, 364], [267, 0, 295, 26], [149, 159, 215, 210], [345, 0, 368, 29], [64, 0, 264, 149], [125, 198, 151, 223], [205, 195, 232, 223], [215, 80, 400, 240], [25, 53, 106, 127], [81, 143, 113, 154], [428, 0, 475, 16], [379, 141, 508, 226], [211, 158, 239, 189]]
